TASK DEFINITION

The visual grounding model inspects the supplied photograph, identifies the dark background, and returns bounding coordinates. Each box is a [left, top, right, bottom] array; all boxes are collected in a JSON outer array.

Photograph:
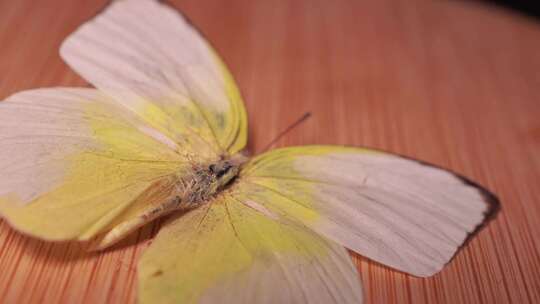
[[488, 0, 540, 18]]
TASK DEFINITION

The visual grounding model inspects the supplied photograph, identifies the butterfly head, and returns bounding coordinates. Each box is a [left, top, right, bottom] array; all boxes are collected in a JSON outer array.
[[209, 154, 246, 189], [209, 161, 236, 183]]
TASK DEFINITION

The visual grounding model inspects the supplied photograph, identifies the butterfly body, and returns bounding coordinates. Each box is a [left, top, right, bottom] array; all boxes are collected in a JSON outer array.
[[180, 155, 245, 207], [87, 155, 246, 251]]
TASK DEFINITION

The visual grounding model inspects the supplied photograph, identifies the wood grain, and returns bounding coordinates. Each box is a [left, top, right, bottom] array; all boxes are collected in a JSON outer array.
[[1, 0, 539, 303]]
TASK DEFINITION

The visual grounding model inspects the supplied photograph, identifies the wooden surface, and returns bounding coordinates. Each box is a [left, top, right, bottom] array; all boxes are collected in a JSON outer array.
[[1, 0, 540, 303]]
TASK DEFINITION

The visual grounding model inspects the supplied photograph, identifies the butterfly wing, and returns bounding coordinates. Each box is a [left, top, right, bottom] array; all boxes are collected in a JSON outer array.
[[0, 88, 186, 240], [60, 0, 248, 156], [238, 145, 498, 277], [139, 193, 363, 304]]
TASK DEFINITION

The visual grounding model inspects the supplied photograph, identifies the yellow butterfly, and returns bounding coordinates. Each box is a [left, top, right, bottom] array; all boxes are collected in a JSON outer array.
[[0, 0, 498, 303]]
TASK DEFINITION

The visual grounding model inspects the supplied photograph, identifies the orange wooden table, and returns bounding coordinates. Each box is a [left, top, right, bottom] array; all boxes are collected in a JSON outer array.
[[1, 0, 539, 303]]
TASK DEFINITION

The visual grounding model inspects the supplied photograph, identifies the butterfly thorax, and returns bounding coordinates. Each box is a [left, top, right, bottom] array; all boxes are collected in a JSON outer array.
[[178, 154, 246, 208]]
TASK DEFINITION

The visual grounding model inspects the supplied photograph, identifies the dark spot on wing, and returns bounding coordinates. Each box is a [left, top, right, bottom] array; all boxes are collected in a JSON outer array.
[[214, 114, 225, 129], [152, 270, 163, 277]]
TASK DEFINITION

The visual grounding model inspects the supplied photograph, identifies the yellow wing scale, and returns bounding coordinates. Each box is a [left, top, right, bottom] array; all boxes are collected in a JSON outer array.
[[210, 50, 248, 154]]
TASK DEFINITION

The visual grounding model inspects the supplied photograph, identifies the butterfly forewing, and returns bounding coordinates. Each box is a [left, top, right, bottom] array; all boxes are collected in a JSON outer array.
[[239, 145, 497, 277], [60, 0, 248, 156]]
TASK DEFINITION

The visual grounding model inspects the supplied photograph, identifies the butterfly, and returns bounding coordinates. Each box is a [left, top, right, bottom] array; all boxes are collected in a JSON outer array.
[[0, 0, 498, 303]]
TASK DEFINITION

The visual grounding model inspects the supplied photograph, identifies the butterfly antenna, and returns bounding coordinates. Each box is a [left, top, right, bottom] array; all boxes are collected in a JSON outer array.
[[259, 112, 312, 153]]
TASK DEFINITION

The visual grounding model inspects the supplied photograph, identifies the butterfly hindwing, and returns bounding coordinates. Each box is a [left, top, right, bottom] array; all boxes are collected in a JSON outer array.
[[239, 145, 497, 277], [138, 192, 363, 304]]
